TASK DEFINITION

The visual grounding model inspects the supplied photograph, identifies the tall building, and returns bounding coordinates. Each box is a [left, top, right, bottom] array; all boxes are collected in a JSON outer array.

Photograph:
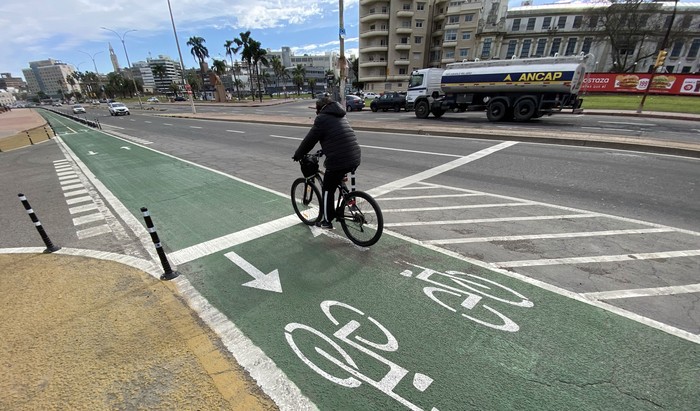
[[21, 59, 81, 98], [0, 73, 26, 91], [131, 61, 156, 93], [146, 55, 184, 94], [109, 43, 121, 72]]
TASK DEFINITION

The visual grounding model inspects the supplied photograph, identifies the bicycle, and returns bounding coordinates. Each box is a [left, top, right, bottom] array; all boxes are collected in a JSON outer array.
[[291, 150, 384, 247]]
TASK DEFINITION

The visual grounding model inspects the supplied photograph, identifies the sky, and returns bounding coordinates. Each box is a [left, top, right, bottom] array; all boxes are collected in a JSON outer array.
[[2, 0, 675, 81]]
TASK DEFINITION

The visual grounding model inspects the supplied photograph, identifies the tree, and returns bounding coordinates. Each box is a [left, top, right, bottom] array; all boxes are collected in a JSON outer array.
[[212, 59, 227, 76], [187, 36, 210, 96], [224, 39, 242, 100], [250, 40, 269, 101], [292, 64, 306, 95], [151, 63, 167, 92], [308, 78, 317, 96], [270, 55, 285, 97], [350, 57, 363, 91], [169, 82, 181, 97], [234, 31, 254, 98]]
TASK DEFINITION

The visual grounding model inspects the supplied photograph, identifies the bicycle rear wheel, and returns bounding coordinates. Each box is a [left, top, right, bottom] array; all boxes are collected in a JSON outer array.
[[291, 177, 322, 225], [337, 191, 383, 247]]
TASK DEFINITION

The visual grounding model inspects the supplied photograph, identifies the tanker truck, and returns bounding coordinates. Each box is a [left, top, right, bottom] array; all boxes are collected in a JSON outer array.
[[406, 54, 592, 122]]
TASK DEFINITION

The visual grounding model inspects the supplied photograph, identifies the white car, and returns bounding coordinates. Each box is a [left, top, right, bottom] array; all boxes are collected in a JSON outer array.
[[108, 102, 130, 116], [72, 104, 86, 114], [363, 92, 379, 99], [147, 97, 159, 103]]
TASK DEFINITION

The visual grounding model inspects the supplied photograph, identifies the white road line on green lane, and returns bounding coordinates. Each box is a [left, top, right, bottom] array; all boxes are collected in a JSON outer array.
[[582, 283, 700, 300]]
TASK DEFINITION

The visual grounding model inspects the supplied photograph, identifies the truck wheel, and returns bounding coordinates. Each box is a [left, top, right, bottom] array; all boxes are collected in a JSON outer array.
[[513, 99, 536, 122], [415, 101, 430, 119], [486, 101, 507, 122], [431, 108, 446, 118], [394, 104, 401, 112], [371, 106, 378, 112]]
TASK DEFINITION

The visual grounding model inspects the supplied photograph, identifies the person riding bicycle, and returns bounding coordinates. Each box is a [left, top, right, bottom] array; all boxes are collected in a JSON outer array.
[[292, 94, 361, 229]]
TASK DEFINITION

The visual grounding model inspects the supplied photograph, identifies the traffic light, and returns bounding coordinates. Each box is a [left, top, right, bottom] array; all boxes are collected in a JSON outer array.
[[654, 50, 668, 68]]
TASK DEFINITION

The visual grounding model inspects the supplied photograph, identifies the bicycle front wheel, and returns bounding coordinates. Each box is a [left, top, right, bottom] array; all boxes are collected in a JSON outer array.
[[338, 191, 383, 247], [291, 178, 322, 225]]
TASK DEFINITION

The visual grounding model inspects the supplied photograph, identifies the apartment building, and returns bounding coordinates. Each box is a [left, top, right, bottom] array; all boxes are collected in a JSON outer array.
[[146, 55, 184, 93], [131, 61, 157, 94], [359, 1, 700, 93], [22, 59, 81, 98]]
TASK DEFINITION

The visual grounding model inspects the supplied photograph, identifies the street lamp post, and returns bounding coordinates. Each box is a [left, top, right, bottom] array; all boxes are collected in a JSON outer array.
[[637, 0, 678, 113], [101, 27, 144, 110], [79, 50, 104, 99], [167, 0, 196, 114]]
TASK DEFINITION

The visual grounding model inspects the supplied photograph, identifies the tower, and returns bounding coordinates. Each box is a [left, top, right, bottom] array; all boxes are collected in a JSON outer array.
[[109, 43, 120, 72]]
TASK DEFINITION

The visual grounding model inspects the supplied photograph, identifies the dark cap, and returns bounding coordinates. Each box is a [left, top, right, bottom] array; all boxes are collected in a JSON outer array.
[[315, 93, 334, 113]]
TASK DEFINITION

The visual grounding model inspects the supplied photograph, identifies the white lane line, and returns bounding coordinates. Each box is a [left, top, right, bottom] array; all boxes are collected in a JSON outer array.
[[53, 159, 69, 164], [599, 121, 656, 127], [58, 173, 78, 180], [581, 126, 634, 133], [169, 214, 300, 265], [163, 123, 173, 126], [102, 124, 126, 130], [66, 195, 93, 205], [189, 126, 202, 129], [61, 183, 84, 191], [368, 141, 518, 198], [386, 213, 599, 228], [378, 193, 483, 201], [69, 203, 99, 214], [73, 213, 105, 226], [226, 130, 245, 133], [144, 121, 152, 123], [495, 250, 700, 268], [59, 178, 81, 186], [426, 228, 675, 245], [55, 166, 73, 172], [64, 189, 89, 197], [382, 202, 534, 213], [76, 224, 112, 239], [583, 283, 700, 300]]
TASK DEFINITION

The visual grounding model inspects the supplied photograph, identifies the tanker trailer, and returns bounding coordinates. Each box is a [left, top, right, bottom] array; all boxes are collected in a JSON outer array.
[[407, 54, 592, 122]]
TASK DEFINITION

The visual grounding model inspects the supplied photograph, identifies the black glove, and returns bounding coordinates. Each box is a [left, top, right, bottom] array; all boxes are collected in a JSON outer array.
[[292, 155, 301, 162]]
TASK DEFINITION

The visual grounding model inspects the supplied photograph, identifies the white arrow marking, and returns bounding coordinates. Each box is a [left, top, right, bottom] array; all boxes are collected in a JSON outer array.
[[308, 225, 370, 250], [87, 151, 98, 155], [120, 146, 131, 150], [224, 250, 282, 293]]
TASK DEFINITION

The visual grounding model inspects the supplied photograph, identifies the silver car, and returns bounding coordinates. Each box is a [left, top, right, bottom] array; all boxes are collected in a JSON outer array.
[[108, 102, 130, 116], [72, 104, 86, 114]]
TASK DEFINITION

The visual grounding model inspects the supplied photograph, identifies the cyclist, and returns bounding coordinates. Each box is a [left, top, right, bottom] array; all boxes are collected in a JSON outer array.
[[293, 94, 361, 229]]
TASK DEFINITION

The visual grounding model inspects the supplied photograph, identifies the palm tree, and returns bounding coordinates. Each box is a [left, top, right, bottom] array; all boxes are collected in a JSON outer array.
[[292, 64, 306, 95], [187, 36, 210, 98], [308, 78, 317, 96], [250, 40, 269, 101], [270, 56, 285, 97], [224, 40, 242, 100], [151, 63, 167, 93], [234, 31, 254, 98]]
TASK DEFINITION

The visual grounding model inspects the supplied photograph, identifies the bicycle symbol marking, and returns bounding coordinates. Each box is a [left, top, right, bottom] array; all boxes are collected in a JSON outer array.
[[284, 300, 439, 411], [399, 262, 534, 333]]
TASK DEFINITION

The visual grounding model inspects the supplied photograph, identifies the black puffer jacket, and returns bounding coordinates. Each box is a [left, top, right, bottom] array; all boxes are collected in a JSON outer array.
[[294, 101, 361, 171]]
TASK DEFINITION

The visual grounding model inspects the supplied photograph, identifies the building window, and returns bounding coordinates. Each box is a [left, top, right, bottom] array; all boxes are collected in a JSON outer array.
[[402, 3, 411, 10], [526, 18, 536, 31], [542, 16, 552, 30], [445, 29, 457, 42], [681, 15, 692, 29], [565, 38, 577, 55], [557, 16, 567, 29], [535, 39, 547, 57], [512, 18, 521, 32], [550, 38, 562, 56], [400, 37, 409, 44], [521, 39, 532, 58], [582, 37, 593, 54], [399, 68, 407, 75], [482, 38, 492, 57], [413, 52, 422, 60], [465, 14, 474, 22], [417, 2, 425, 11], [416, 19, 424, 28], [688, 39, 700, 58], [414, 36, 422, 44], [506, 40, 517, 58], [459, 48, 470, 58], [461, 31, 472, 40], [671, 40, 683, 58], [573, 16, 582, 29], [588, 16, 598, 28], [445, 50, 455, 59], [448, 15, 460, 24]]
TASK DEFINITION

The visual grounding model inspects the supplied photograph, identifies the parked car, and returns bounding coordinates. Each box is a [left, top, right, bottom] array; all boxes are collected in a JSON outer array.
[[147, 97, 159, 103], [345, 95, 365, 112], [370, 92, 407, 112], [174, 96, 187, 101], [72, 104, 86, 114], [52, 102, 62, 107], [363, 92, 379, 99], [108, 102, 130, 116]]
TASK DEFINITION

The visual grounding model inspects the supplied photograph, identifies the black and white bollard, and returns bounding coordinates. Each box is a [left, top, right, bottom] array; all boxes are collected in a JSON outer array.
[[140, 207, 179, 281], [18, 193, 61, 253]]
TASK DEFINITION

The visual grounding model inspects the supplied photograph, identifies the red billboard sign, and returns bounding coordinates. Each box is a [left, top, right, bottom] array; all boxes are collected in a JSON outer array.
[[581, 73, 700, 96]]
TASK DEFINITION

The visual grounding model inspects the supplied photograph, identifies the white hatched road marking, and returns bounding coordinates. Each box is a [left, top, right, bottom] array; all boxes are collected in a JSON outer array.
[[61, 183, 84, 191], [76, 224, 112, 239], [379, 193, 483, 201], [583, 283, 700, 301], [57, 172, 77, 178], [73, 213, 105, 226], [66, 195, 93, 205], [386, 213, 600, 228], [64, 189, 89, 197], [69, 203, 99, 214], [426, 228, 675, 245], [495, 250, 700, 268], [382, 202, 534, 213], [59, 178, 81, 186]]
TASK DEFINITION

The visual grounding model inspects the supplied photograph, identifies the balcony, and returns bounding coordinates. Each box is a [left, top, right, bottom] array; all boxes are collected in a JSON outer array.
[[360, 12, 389, 23], [360, 75, 387, 82], [396, 27, 413, 34], [363, 45, 389, 53], [394, 59, 410, 66], [443, 41, 457, 48], [360, 29, 389, 38], [395, 43, 412, 51], [360, 60, 388, 68], [397, 10, 414, 18], [360, 0, 382, 4]]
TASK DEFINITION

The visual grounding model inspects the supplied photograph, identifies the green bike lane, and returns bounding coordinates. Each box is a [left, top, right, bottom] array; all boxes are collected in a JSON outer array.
[[47, 113, 699, 410]]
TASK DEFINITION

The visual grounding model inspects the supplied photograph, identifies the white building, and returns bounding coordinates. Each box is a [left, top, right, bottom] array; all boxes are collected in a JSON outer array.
[[22, 59, 81, 98]]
